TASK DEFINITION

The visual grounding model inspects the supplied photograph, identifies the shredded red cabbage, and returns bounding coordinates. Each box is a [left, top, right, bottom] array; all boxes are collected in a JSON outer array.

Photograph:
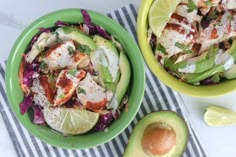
[[150, 33, 157, 51], [95, 110, 120, 131], [39, 28, 52, 33], [112, 110, 120, 119], [81, 9, 111, 39], [30, 35, 40, 48], [200, 78, 218, 85], [55, 20, 70, 27], [20, 94, 33, 115], [95, 25, 111, 40], [23, 61, 40, 86], [32, 106, 45, 125], [95, 113, 113, 131], [30, 28, 52, 48], [81, 9, 92, 25]]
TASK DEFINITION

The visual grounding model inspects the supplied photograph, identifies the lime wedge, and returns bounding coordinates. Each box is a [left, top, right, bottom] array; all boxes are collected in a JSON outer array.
[[44, 107, 99, 135], [148, 0, 181, 37], [204, 106, 236, 127]]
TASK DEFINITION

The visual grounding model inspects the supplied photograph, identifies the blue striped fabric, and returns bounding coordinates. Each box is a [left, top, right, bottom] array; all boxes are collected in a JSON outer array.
[[0, 4, 208, 157]]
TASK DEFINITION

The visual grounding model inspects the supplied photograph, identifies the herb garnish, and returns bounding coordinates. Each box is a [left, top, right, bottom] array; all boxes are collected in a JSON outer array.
[[68, 47, 75, 55], [156, 43, 167, 55], [175, 42, 192, 53], [68, 69, 77, 76], [77, 88, 86, 95], [40, 61, 48, 69], [187, 0, 198, 13], [77, 44, 92, 55]]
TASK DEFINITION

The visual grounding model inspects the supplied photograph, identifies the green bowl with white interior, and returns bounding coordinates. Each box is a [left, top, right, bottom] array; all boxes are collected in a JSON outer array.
[[137, 0, 236, 97], [5, 8, 145, 149]]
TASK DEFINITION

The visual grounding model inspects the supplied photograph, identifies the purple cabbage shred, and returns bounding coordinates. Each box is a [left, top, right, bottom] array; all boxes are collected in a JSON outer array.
[[30, 35, 39, 48], [20, 94, 33, 115], [39, 28, 52, 33], [32, 106, 45, 125], [95, 110, 121, 131], [95, 113, 113, 131], [23, 61, 40, 86], [55, 20, 70, 27], [95, 25, 111, 40], [81, 9, 111, 39]]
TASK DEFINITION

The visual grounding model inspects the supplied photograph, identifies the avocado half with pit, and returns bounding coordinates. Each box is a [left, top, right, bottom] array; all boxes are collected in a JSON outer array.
[[123, 111, 188, 157]]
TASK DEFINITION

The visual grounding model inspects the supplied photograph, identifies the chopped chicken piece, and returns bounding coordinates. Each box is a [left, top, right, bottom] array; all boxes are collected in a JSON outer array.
[[25, 32, 57, 63], [42, 40, 90, 71], [159, 14, 196, 56], [222, 0, 236, 10], [54, 69, 86, 106], [198, 11, 236, 52], [77, 73, 113, 111], [39, 75, 55, 104]]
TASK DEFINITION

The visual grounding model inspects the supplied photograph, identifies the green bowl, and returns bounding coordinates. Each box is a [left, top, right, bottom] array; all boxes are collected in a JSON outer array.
[[5, 9, 145, 149], [137, 0, 236, 97]]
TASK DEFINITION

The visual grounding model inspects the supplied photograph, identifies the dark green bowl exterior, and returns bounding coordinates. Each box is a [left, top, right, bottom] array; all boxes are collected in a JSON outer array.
[[5, 9, 145, 149]]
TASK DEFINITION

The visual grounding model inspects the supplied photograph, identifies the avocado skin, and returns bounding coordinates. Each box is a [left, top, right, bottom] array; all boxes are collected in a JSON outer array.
[[123, 111, 188, 157]]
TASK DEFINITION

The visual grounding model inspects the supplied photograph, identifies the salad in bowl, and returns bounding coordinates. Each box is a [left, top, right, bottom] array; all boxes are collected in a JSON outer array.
[[18, 9, 131, 135], [148, 0, 236, 85]]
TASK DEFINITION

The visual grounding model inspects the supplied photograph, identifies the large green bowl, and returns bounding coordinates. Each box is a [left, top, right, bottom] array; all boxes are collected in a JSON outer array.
[[137, 0, 236, 97], [5, 9, 145, 149]]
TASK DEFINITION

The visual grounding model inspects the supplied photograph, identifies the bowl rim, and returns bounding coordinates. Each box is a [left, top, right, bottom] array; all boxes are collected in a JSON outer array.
[[5, 8, 145, 149], [137, 0, 236, 97]]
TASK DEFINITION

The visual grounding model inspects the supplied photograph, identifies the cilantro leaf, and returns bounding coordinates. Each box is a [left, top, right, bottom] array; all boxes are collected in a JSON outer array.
[[59, 93, 65, 98], [187, 0, 198, 13], [77, 44, 91, 55], [204, 0, 213, 6], [40, 61, 48, 69], [68, 47, 75, 55], [207, 10, 218, 20], [156, 43, 167, 55], [36, 45, 44, 52], [175, 42, 193, 53], [77, 88, 86, 95], [68, 69, 77, 76]]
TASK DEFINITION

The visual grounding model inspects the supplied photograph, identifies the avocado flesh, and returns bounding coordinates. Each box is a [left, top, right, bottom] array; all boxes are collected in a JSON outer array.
[[115, 51, 131, 106], [55, 27, 97, 51], [92, 35, 121, 91], [123, 111, 188, 157], [183, 40, 236, 83], [224, 64, 236, 79], [164, 47, 218, 74]]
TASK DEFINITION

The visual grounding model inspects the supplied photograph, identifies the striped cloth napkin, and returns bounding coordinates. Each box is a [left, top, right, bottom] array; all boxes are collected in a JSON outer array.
[[0, 4, 208, 157]]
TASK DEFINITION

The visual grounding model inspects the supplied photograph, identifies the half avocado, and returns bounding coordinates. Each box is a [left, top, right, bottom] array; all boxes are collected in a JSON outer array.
[[123, 111, 188, 157]]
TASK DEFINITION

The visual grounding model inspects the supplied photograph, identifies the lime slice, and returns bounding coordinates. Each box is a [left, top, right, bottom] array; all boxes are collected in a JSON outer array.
[[148, 0, 181, 37], [44, 107, 99, 135], [204, 106, 236, 127]]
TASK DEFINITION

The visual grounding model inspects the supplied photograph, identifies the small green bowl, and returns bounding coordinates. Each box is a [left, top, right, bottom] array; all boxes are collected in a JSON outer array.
[[137, 0, 236, 97], [5, 9, 145, 149]]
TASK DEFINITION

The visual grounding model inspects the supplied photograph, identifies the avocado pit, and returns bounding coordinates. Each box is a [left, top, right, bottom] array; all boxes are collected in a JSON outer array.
[[141, 122, 176, 156]]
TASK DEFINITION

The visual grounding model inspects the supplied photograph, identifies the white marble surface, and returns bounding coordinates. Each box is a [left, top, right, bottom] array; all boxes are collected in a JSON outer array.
[[1, 0, 236, 157]]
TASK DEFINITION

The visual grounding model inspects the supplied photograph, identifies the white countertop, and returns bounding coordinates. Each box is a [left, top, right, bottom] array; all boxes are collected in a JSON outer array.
[[1, 0, 236, 157]]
